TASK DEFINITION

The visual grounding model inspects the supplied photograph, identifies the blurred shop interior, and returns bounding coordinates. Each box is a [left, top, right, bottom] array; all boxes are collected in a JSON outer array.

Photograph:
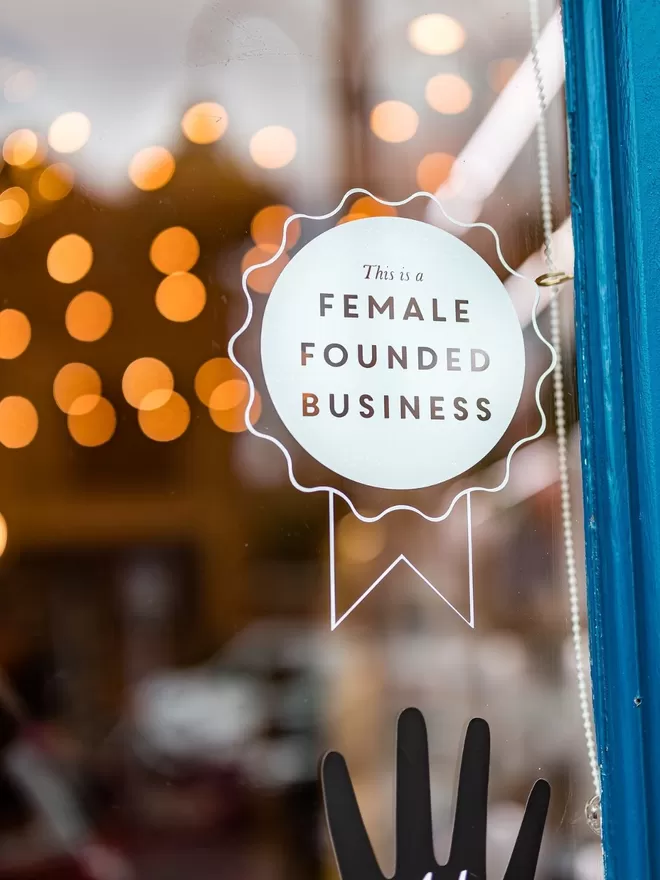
[[0, 0, 602, 878]]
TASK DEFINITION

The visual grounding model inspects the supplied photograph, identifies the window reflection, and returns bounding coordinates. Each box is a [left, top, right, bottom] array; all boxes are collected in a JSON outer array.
[[0, 1, 599, 878]]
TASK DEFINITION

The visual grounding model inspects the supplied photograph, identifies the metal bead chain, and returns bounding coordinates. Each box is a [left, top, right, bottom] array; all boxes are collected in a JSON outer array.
[[529, 0, 602, 824]]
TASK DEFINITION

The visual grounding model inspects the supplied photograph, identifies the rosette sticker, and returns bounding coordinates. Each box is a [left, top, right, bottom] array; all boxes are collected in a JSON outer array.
[[229, 190, 555, 629]]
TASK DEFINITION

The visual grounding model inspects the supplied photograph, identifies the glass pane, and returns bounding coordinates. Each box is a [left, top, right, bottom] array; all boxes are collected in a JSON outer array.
[[0, 1, 601, 878]]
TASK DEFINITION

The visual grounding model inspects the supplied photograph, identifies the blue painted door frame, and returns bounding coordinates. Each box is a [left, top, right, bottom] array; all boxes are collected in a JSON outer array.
[[563, 0, 660, 875]]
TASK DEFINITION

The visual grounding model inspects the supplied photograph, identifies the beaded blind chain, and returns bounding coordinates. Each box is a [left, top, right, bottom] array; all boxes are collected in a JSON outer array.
[[528, 0, 602, 835]]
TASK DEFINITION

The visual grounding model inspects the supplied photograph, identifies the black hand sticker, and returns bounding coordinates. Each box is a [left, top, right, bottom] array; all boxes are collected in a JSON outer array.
[[321, 710, 550, 880]]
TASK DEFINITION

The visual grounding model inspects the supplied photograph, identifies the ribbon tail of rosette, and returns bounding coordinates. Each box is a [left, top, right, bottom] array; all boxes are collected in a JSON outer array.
[[327, 490, 475, 631]]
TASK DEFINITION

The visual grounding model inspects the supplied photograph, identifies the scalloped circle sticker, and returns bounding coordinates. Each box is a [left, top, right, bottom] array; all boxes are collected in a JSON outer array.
[[260, 216, 525, 491]]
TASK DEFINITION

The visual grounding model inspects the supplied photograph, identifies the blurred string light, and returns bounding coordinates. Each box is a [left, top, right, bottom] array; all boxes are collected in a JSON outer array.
[[138, 391, 190, 441], [2, 129, 40, 167], [426, 8, 564, 230], [0, 217, 21, 239], [155, 272, 206, 322], [351, 196, 396, 217], [0, 513, 6, 557], [122, 357, 173, 411], [129, 146, 175, 191], [181, 102, 228, 144], [0, 309, 31, 359], [337, 514, 386, 564], [241, 246, 289, 294], [47, 234, 93, 284], [65, 291, 112, 342], [488, 58, 520, 93], [150, 227, 199, 274], [48, 111, 91, 153], [370, 101, 419, 143], [425, 73, 472, 115], [194, 357, 242, 406], [37, 163, 75, 201], [53, 363, 101, 415], [0, 396, 38, 448], [336, 213, 368, 226], [250, 205, 300, 251], [210, 390, 261, 433], [194, 358, 262, 433], [249, 126, 297, 169], [208, 378, 247, 411], [416, 152, 455, 192], [337, 196, 397, 226], [0, 187, 29, 226], [68, 397, 116, 446], [4, 68, 37, 103], [408, 13, 465, 55]]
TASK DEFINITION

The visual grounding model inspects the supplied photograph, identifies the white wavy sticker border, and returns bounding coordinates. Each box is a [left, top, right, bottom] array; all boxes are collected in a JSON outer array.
[[228, 188, 557, 524]]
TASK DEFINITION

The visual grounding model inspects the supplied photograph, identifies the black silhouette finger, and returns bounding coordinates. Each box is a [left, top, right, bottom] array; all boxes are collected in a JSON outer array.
[[395, 708, 435, 876], [448, 717, 490, 877], [503, 779, 551, 880], [321, 751, 383, 880]]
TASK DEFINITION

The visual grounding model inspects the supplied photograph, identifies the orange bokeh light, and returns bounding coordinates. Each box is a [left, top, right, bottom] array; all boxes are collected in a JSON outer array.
[[38, 163, 75, 201], [48, 112, 91, 153], [210, 390, 262, 433], [350, 196, 397, 218], [122, 357, 174, 411], [0, 513, 6, 557], [416, 152, 455, 193], [2, 129, 39, 167], [68, 397, 116, 447], [337, 514, 386, 564], [370, 101, 419, 143], [251, 205, 300, 251], [47, 234, 93, 284], [0, 187, 29, 226], [208, 379, 249, 412], [65, 292, 113, 342], [150, 227, 200, 275], [0, 397, 38, 448], [241, 246, 289, 294], [249, 126, 297, 169], [194, 358, 243, 407], [425, 73, 473, 115], [53, 363, 102, 415], [0, 309, 31, 359], [0, 202, 22, 226], [155, 272, 206, 322], [408, 14, 465, 55], [0, 220, 21, 238], [138, 392, 190, 442], [129, 147, 175, 191], [181, 102, 228, 144], [336, 213, 369, 226]]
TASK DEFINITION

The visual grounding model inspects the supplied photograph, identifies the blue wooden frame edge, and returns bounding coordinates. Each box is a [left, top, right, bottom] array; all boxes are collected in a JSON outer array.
[[563, 0, 659, 875]]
